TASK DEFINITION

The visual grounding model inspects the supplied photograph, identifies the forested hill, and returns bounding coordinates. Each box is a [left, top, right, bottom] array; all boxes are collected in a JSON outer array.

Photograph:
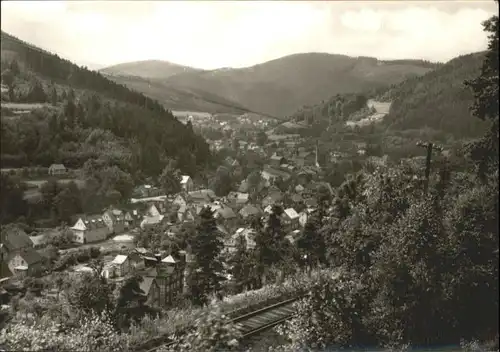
[[115, 52, 440, 117], [381, 51, 488, 139], [0, 31, 210, 179], [288, 51, 488, 142]]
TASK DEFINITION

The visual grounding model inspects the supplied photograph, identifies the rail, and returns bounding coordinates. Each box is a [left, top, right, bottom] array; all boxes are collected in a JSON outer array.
[[141, 294, 306, 352]]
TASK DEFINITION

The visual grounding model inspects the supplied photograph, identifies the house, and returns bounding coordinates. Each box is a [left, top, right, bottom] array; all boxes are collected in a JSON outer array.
[[215, 206, 238, 229], [295, 184, 305, 193], [140, 214, 165, 229], [270, 154, 286, 167], [177, 204, 196, 223], [111, 254, 131, 277], [139, 276, 161, 306], [227, 192, 249, 206], [1, 227, 33, 258], [180, 175, 194, 192], [262, 192, 283, 208], [282, 208, 300, 231], [239, 204, 262, 220], [295, 151, 316, 167], [173, 194, 188, 208], [48, 163, 67, 176], [71, 215, 110, 244], [124, 210, 140, 229], [231, 160, 243, 178], [261, 167, 291, 186], [299, 208, 317, 227], [225, 228, 256, 252], [102, 208, 126, 234], [188, 189, 216, 204], [8, 248, 43, 277]]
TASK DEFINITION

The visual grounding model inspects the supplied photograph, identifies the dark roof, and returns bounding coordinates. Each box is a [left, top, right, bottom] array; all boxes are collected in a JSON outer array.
[[216, 206, 237, 219], [2, 227, 32, 252], [139, 277, 155, 295], [19, 248, 43, 266], [239, 204, 262, 218]]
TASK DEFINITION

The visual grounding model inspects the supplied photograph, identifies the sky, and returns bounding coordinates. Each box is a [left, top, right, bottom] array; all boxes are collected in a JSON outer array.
[[1, 1, 498, 70]]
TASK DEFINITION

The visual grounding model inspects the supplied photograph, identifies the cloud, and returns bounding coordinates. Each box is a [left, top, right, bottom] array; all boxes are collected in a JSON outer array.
[[1, 1, 498, 69]]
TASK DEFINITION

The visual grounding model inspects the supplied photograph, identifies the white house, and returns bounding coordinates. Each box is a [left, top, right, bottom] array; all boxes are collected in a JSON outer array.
[[71, 216, 110, 244], [180, 175, 194, 192]]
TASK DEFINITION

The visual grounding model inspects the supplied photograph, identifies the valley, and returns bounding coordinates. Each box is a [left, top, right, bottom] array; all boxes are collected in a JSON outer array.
[[0, 5, 498, 352]]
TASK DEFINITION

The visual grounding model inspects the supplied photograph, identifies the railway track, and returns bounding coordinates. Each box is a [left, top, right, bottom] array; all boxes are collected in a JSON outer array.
[[142, 295, 306, 352]]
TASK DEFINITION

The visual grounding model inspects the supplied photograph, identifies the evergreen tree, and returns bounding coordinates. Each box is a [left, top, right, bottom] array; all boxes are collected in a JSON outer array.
[[188, 206, 225, 306]]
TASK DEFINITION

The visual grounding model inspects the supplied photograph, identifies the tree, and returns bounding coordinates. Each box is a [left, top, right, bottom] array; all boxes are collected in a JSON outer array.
[[159, 160, 181, 195], [228, 235, 255, 292], [67, 266, 115, 315], [297, 216, 326, 272], [256, 131, 268, 146], [254, 205, 288, 284], [187, 206, 225, 306], [50, 86, 58, 106], [210, 166, 232, 197]]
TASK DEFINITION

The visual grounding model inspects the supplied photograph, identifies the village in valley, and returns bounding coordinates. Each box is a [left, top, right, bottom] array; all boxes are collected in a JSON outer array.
[[0, 113, 343, 309]]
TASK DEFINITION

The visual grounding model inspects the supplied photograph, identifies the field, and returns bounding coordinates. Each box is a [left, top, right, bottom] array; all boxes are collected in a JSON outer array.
[[346, 99, 392, 128]]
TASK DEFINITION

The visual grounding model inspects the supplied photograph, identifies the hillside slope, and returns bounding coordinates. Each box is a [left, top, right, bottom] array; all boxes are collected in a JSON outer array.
[[102, 73, 251, 114], [0, 30, 210, 179], [158, 53, 440, 117], [381, 52, 488, 139], [100, 60, 201, 79]]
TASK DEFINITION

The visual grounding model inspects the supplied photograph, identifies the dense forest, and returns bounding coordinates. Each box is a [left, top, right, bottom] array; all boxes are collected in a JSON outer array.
[[0, 31, 210, 178]]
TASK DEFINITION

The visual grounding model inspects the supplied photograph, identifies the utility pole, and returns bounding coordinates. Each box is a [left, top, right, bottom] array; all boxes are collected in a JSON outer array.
[[416, 141, 443, 195]]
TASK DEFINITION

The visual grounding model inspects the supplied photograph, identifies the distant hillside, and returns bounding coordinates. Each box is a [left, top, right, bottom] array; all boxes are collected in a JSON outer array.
[[102, 73, 250, 114], [286, 51, 488, 145], [381, 52, 488, 138], [100, 60, 201, 79], [157, 53, 440, 117], [0, 31, 210, 179]]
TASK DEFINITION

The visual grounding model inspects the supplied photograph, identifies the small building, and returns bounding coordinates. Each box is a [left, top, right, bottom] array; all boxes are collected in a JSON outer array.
[[173, 194, 188, 208], [102, 208, 126, 234], [239, 204, 262, 220], [8, 248, 43, 277], [180, 175, 194, 192], [71, 216, 110, 244], [140, 214, 165, 230], [215, 206, 238, 229], [139, 277, 161, 306], [282, 208, 300, 231], [188, 189, 216, 204], [270, 154, 286, 167], [111, 254, 131, 277], [48, 163, 67, 176]]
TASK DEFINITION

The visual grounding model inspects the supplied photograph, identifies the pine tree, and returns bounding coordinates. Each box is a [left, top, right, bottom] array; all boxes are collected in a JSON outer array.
[[188, 206, 225, 306]]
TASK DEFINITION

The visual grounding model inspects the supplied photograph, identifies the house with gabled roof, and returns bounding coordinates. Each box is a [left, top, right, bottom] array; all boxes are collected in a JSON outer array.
[[180, 175, 194, 192], [71, 215, 110, 244], [188, 189, 216, 204], [102, 207, 126, 234], [282, 208, 300, 231], [139, 276, 161, 306], [1, 227, 33, 258], [48, 163, 67, 176], [8, 248, 43, 277], [239, 204, 262, 220], [215, 206, 238, 230], [262, 191, 283, 208]]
